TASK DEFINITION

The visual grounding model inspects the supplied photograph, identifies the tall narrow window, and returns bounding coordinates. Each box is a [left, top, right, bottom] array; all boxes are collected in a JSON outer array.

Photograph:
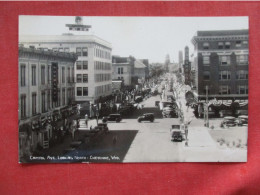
[[83, 61, 88, 70], [77, 87, 82, 96], [32, 93, 37, 115], [82, 48, 88, 56], [47, 65, 51, 84], [47, 90, 51, 109], [76, 61, 82, 70], [20, 64, 26, 86], [83, 87, 88, 96], [76, 74, 82, 83], [20, 95, 26, 118], [76, 47, 82, 56], [32, 65, 36, 86], [236, 41, 241, 47], [67, 67, 70, 83], [41, 92, 46, 112], [218, 42, 224, 49], [62, 67, 65, 83], [41, 65, 45, 85], [83, 74, 88, 83], [62, 88, 65, 105]]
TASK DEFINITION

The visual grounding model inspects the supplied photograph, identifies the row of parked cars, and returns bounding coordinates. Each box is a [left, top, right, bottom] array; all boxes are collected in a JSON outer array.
[[220, 115, 248, 128]]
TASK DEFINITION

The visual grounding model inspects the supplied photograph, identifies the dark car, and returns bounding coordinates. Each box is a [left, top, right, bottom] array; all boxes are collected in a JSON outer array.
[[102, 114, 122, 123], [91, 123, 109, 133], [170, 125, 184, 142], [135, 96, 143, 103], [162, 106, 178, 118], [137, 113, 154, 122]]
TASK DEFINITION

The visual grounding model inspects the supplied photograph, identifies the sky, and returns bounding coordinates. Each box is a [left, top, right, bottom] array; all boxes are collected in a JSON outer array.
[[19, 16, 248, 63]]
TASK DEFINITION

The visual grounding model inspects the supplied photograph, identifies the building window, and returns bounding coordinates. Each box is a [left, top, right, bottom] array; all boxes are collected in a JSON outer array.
[[31, 65, 36, 86], [64, 48, 70, 52], [225, 42, 231, 49], [76, 61, 82, 70], [236, 70, 248, 80], [77, 87, 82, 96], [47, 90, 51, 109], [203, 56, 210, 65], [58, 48, 63, 52], [219, 71, 231, 80], [237, 85, 248, 94], [82, 48, 88, 56], [67, 67, 70, 83], [20, 95, 26, 118], [242, 41, 248, 46], [41, 66, 45, 85], [203, 71, 210, 80], [118, 67, 123, 74], [62, 67, 65, 83], [83, 74, 88, 83], [219, 56, 231, 65], [20, 64, 26, 86], [83, 61, 88, 70], [236, 41, 242, 47], [236, 55, 248, 65], [47, 65, 51, 84], [42, 92, 46, 113], [83, 87, 88, 96], [203, 42, 209, 49], [219, 85, 230, 95], [76, 47, 82, 56], [76, 74, 82, 83], [32, 93, 37, 115], [62, 88, 65, 105], [218, 42, 224, 49], [53, 48, 58, 52]]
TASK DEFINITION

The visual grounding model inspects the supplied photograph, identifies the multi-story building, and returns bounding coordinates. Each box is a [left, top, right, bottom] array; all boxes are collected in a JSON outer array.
[[112, 56, 135, 87], [183, 46, 191, 85], [112, 56, 148, 88], [19, 34, 112, 116], [18, 46, 77, 155], [191, 30, 248, 102], [178, 50, 183, 73]]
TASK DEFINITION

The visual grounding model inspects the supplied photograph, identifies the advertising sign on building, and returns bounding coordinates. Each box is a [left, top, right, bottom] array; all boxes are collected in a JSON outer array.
[[51, 62, 58, 102]]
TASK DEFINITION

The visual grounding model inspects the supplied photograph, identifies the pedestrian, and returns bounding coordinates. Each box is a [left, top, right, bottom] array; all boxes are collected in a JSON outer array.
[[113, 135, 118, 145], [185, 125, 188, 140]]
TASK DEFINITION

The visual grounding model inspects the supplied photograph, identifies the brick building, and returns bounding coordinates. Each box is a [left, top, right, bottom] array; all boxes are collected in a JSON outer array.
[[191, 30, 248, 101]]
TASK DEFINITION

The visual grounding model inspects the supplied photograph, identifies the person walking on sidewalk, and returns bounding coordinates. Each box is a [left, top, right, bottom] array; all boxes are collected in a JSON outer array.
[[85, 114, 89, 128]]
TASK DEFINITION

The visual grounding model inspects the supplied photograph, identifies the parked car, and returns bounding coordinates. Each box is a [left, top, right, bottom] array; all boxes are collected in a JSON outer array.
[[91, 123, 109, 133], [102, 114, 122, 123], [170, 125, 184, 142], [220, 116, 237, 127], [135, 96, 143, 103], [137, 113, 154, 122], [162, 106, 178, 118], [237, 115, 248, 126]]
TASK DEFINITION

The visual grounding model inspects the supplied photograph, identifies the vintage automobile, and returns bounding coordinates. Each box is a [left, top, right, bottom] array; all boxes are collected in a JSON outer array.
[[137, 113, 155, 123], [135, 96, 143, 103], [170, 125, 184, 142], [91, 123, 109, 133], [220, 116, 237, 128], [162, 106, 178, 118], [102, 114, 122, 123], [237, 115, 248, 126]]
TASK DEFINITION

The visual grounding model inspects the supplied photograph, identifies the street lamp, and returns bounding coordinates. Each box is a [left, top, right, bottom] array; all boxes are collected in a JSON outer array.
[[204, 85, 209, 127]]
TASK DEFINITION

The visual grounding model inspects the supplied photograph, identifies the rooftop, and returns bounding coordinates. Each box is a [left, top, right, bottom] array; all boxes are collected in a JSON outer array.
[[19, 34, 112, 48], [196, 29, 248, 37]]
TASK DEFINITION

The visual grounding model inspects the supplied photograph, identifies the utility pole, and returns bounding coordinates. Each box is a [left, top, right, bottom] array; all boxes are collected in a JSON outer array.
[[205, 85, 209, 127]]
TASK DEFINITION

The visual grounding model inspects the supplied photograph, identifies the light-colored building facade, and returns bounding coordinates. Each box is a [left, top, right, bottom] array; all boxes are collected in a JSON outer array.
[[18, 46, 77, 154], [19, 34, 113, 109]]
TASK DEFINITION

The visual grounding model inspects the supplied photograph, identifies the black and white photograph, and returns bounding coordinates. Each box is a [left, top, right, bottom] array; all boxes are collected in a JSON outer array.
[[18, 16, 248, 163]]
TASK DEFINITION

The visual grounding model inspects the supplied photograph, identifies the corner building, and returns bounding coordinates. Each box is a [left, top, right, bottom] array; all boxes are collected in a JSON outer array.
[[191, 30, 248, 101], [20, 34, 113, 114]]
